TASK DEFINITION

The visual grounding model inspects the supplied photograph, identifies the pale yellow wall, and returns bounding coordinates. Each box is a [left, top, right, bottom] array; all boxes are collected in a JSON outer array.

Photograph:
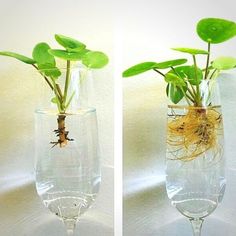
[[0, 0, 114, 181]]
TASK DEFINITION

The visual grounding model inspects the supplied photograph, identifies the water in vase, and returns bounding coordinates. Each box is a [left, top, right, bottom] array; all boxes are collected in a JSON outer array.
[[166, 105, 226, 219]]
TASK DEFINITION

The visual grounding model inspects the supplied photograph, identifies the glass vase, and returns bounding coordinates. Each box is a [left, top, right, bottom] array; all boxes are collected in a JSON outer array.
[[35, 108, 100, 235], [165, 78, 226, 236], [35, 63, 95, 111]]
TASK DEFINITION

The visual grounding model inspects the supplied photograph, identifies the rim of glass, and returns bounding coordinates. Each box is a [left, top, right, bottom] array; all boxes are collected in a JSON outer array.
[[32, 62, 90, 73], [168, 105, 221, 110], [35, 107, 96, 116]]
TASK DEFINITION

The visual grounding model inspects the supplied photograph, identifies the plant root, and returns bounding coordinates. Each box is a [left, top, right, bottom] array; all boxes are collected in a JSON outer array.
[[50, 114, 74, 148], [167, 106, 223, 161]]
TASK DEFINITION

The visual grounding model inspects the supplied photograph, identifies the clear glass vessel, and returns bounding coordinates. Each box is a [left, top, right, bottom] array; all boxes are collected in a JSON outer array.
[[35, 64, 95, 111], [35, 108, 100, 235], [165, 79, 226, 236]]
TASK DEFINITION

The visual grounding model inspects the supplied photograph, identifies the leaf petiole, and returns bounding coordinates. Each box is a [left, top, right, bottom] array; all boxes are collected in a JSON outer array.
[[32, 64, 54, 90], [65, 91, 76, 110], [153, 68, 165, 77], [204, 42, 211, 80], [63, 60, 71, 106], [193, 55, 201, 105]]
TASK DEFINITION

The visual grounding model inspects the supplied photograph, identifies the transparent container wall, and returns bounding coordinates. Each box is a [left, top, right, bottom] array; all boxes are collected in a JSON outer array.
[[167, 78, 221, 107], [166, 106, 226, 219], [200, 79, 221, 107], [68, 65, 95, 110], [34, 63, 95, 111], [35, 108, 100, 219]]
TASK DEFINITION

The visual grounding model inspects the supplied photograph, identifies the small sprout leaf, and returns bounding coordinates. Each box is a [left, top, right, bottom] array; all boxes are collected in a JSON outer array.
[[197, 18, 236, 44], [0, 51, 36, 64], [51, 97, 58, 103], [82, 51, 109, 68], [212, 56, 236, 70]]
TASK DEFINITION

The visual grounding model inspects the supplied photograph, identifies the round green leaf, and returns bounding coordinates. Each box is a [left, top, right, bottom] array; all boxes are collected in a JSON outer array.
[[69, 48, 90, 53], [82, 51, 109, 69], [55, 34, 86, 50], [172, 47, 209, 55], [0, 51, 36, 64], [165, 72, 186, 86], [212, 56, 236, 70], [33, 42, 55, 66], [122, 62, 156, 77], [48, 49, 86, 61], [186, 66, 203, 85], [168, 65, 203, 85], [197, 18, 236, 44], [168, 66, 190, 79], [166, 83, 186, 104], [153, 58, 187, 69], [38, 63, 61, 78]]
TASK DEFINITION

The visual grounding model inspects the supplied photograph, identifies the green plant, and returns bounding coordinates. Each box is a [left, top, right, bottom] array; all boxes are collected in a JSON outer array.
[[123, 18, 236, 161], [0, 34, 109, 147], [123, 18, 236, 107]]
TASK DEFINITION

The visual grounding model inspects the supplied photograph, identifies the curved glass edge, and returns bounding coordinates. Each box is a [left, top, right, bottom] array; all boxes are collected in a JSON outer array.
[[32, 62, 88, 73], [35, 107, 96, 116]]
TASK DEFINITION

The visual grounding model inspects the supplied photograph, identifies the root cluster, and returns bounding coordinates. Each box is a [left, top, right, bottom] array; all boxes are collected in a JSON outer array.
[[167, 106, 223, 161]]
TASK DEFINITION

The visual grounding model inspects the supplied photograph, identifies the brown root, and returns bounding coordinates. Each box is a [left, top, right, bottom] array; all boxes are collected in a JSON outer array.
[[50, 114, 74, 148], [167, 106, 223, 161]]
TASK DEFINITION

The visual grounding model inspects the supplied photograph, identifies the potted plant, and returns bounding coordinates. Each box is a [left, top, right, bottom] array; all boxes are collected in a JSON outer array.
[[123, 18, 236, 235]]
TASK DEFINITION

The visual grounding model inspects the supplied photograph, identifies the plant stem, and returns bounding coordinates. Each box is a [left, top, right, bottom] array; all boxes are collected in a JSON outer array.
[[153, 67, 193, 105], [56, 83, 63, 99], [171, 66, 196, 101], [204, 42, 211, 80], [180, 86, 191, 105], [64, 60, 71, 106], [209, 68, 218, 80], [153, 68, 165, 77], [186, 87, 196, 101], [185, 93, 195, 103], [170, 66, 178, 76], [51, 78, 63, 112], [193, 55, 201, 106], [65, 91, 76, 110], [32, 64, 54, 90]]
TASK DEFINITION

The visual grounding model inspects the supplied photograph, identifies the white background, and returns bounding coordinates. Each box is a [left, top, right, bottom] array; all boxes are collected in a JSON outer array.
[[122, 0, 236, 235], [0, 0, 114, 235]]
